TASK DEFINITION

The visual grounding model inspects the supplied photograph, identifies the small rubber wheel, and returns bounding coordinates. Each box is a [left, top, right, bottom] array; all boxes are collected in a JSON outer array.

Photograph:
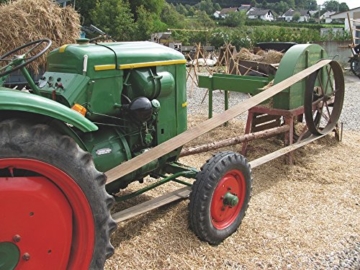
[[350, 57, 360, 78], [0, 119, 116, 269], [189, 151, 252, 245]]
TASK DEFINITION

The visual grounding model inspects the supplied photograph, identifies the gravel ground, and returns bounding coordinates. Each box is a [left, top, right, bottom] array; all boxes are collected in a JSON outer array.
[[184, 70, 360, 270]]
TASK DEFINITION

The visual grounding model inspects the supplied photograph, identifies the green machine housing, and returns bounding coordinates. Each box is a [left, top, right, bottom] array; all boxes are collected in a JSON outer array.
[[198, 44, 329, 112], [38, 40, 187, 192]]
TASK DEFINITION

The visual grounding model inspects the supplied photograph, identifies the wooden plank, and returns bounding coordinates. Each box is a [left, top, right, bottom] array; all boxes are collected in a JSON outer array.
[[253, 114, 280, 125], [253, 120, 281, 132], [111, 133, 327, 223], [249, 133, 326, 169], [105, 60, 331, 184], [112, 186, 191, 223]]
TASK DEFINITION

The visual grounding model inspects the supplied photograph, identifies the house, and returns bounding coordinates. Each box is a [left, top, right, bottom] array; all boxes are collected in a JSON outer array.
[[281, 9, 310, 22], [246, 7, 275, 21], [215, 5, 251, 19], [321, 11, 336, 23], [239, 4, 251, 13], [331, 6, 360, 44], [213, 10, 221, 19], [217, 7, 239, 19]]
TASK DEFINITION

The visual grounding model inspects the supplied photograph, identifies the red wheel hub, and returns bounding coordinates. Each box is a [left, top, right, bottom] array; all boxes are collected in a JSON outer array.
[[211, 169, 246, 230], [0, 159, 95, 269]]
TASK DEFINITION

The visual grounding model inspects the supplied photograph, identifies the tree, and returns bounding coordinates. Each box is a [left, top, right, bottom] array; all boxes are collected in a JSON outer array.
[[214, 3, 221, 11], [285, 0, 295, 8], [90, 0, 135, 41], [250, 0, 258, 7], [292, 11, 301, 21], [134, 6, 156, 41], [195, 0, 216, 15], [323, 0, 339, 12], [196, 10, 215, 28], [160, 3, 187, 28], [223, 11, 247, 27], [261, 0, 269, 9], [308, 0, 317, 10], [175, 4, 188, 15], [128, 0, 165, 20], [274, 1, 289, 15], [74, 0, 97, 25], [339, 2, 349, 12]]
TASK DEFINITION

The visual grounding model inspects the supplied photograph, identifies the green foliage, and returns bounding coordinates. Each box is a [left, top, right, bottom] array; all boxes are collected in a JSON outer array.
[[196, 10, 216, 28], [245, 20, 323, 30], [90, 0, 135, 41], [75, 0, 97, 25], [221, 11, 247, 27], [339, 2, 349, 12], [134, 6, 165, 40], [292, 12, 301, 21], [160, 3, 187, 28], [175, 4, 188, 15], [128, 0, 165, 20], [321, 1, 349, 13]]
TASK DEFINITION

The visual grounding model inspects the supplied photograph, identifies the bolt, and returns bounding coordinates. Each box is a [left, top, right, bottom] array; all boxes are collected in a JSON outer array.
[[22, 253, 30, 261], [13, 234, 21, 243]]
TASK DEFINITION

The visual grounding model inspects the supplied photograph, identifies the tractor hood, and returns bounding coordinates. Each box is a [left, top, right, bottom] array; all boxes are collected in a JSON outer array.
[[46, 41, 186, 77]]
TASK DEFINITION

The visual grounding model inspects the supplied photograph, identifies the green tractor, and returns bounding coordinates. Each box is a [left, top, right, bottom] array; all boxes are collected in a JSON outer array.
[[0, 39, 252, 269]]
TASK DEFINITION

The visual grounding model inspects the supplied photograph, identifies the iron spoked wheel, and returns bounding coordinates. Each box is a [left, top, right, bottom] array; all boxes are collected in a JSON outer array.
[[350, 57, 360, 78], [189, 151, 252, 245], [304, 61, 345, 136], [0, 119, 116, 270]]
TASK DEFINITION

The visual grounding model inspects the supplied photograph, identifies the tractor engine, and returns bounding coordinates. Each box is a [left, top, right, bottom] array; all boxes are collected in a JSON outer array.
[[38, 39, 187, 192]]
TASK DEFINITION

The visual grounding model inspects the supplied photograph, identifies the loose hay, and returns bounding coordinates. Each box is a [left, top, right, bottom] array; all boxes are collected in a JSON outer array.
[[263, 49, 284, 64], [106, 115, 360, 269], [236, 48, 284, 64], [0, 0, 80, 73]]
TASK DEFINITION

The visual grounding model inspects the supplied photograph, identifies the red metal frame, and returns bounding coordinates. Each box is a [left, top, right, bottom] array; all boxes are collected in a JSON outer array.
[[0, 159, 94, 269], [242, 105, 306, 164], [211, 169, 246, 230]]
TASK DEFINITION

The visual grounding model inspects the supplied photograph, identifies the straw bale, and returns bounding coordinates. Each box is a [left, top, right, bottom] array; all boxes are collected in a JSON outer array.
[[0, 0, 80, 73]]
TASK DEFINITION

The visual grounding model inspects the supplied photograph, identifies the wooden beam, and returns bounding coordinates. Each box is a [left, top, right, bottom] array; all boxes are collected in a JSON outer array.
[[112, 186, 191, 223], [105, 60, 331, 184], [249, 133, 326, 169]]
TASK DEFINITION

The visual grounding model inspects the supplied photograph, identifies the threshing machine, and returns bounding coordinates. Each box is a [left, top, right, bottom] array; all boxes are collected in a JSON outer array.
[[0, 38, 344, 269]]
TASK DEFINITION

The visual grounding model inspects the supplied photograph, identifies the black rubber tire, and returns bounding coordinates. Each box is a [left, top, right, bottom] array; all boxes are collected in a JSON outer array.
[[188, 151, 252, 245], [0, 119, 116, 269], [350, 57, 360, 78]]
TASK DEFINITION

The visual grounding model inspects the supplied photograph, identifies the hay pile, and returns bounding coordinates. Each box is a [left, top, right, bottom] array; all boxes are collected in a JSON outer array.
[[106, 115, 360, 269], [0, 0, 80, 72], [236, 48, 284, 64]]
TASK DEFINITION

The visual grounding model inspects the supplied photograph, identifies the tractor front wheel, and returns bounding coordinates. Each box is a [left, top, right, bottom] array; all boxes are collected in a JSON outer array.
[[0, 119, 116, 269], [189, 151, 252, 245]]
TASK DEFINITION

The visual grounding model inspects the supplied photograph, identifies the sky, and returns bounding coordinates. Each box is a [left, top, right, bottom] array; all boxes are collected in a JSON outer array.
[[317, 0, 358, 9]]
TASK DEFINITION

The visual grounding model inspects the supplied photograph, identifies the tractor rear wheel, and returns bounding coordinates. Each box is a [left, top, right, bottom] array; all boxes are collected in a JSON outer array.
[[189, 151, 252, 245], [0, 119, 116, 270]]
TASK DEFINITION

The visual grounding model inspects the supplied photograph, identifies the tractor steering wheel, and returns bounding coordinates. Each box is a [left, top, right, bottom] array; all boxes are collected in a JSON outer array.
[[0, 39, 52, 77]]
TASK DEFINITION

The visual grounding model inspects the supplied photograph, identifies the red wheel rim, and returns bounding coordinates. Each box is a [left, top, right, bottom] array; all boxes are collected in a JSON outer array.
[[211, 169, 246, 230], [0, 158, 94, 269]]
